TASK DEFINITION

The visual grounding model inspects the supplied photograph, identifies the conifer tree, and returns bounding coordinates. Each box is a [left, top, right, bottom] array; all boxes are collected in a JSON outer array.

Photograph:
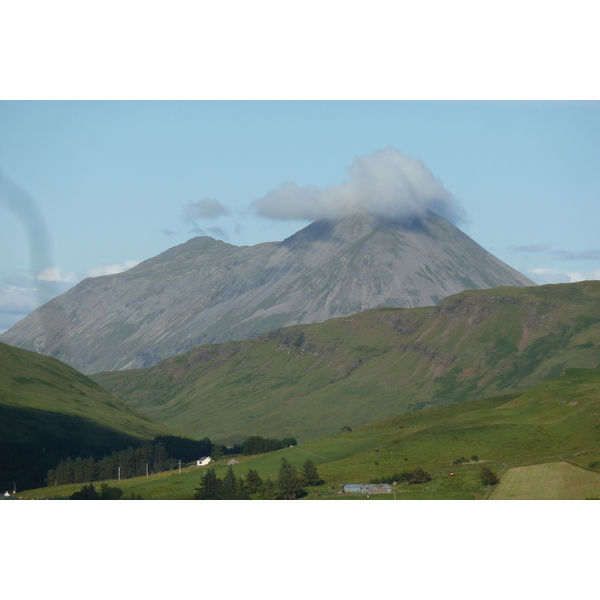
[[195, 469, 222, 500], [277, 458, 303, 500], [70, 484, 99, 500], [221, 466, 238, 500], [302, 459, 320, 486], [246, 469, 263, 495], [261, 477, 277, 500]]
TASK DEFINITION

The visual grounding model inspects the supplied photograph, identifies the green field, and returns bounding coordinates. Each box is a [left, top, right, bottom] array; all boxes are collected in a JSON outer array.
[[18, 367, 600, 500], [490, 462, 600, 500]]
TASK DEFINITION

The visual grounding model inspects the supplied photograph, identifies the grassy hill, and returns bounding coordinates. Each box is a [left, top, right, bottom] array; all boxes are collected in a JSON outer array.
[[26, 367, 600, 500], [93, 281, 600, 444], [0, 341, 182, 491]]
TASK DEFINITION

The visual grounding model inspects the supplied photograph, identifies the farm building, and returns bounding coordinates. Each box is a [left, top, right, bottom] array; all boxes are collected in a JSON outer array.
[[343, 483, 392, 495], [197, 457, 212, 466]]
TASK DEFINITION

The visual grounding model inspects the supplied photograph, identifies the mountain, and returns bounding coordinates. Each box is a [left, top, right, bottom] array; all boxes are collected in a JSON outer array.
[[0, 211, 535, 374], [0, 341, 180, 491], [92, 281, 600, 445]]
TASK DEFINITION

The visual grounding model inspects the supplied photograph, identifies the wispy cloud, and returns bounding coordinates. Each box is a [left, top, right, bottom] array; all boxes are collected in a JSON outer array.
[[207, 227, 229, 241], [182, 198, 231, 239], [253, 147, 466, 224], [507, 244, 552, 254], [84, 260, 142, 278], [527, 267, 600, 284], [183, 199, 230, 220], [37, 267, 78, 283], [508, 244, 600, 261], [550, 249, 600, 261]]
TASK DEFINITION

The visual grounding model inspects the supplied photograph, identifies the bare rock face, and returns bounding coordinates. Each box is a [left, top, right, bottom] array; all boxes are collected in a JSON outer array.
[[0, 211, 535, 374]]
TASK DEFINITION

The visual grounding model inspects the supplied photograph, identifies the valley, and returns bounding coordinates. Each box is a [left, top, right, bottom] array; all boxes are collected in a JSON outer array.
[[17, 368, 600, 500]]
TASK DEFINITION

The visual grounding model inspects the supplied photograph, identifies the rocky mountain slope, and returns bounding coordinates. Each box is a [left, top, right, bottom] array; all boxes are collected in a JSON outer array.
[[1, 211, 534, 374], [92, 281, 600, 444]]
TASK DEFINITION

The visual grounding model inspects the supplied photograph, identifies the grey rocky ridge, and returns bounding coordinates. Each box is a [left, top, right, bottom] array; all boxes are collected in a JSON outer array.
[[0, 211, 535, 374]]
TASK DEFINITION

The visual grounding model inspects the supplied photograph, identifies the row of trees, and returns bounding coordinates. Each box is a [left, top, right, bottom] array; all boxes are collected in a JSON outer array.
[[47, 442, 169, 485], [70, 483, 142, 500], [45, 431, 304, 487], [46, 435, 216, 486], [371, 466, 500, 486], [195, 458, 321, 500], [370, 467, 432, 485], [453, 455, 479, 465], [242, 436, 298, 456]]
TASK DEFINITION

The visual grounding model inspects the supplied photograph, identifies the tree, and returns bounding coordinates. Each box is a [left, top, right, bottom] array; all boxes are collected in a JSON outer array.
[[195, 469, 222, 499], [211, 445, 224, 461], [480, 466, 499, 485], [70, 484, 99, 500], [261, 477, 277, 500], [246, 469, 263, 495], [277, 458, 303, 500], [221, 466, 238, 500], [236, 477, 250, 500], [341, 426, 352, 433], [302, 459, 320, 486], [99, 483, 124, 500]]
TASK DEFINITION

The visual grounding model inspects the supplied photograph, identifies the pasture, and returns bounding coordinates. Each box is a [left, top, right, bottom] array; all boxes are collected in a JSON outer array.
[[490, 462, 600, 500]]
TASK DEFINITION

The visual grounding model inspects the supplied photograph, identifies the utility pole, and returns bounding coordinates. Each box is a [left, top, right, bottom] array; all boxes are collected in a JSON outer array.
[[178, 459, 181, 474], [146, 463, 149, 478], [118, 466, 121, 481]]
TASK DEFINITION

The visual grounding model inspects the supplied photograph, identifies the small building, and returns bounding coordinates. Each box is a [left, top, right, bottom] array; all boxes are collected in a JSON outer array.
[[343, 483, 393, 495], [197, 457, 212, 467], [227, 459, 239, 466]]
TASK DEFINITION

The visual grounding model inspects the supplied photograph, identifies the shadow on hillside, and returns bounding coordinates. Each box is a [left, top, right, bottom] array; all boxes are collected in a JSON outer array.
[[0, 404, 147, 492]]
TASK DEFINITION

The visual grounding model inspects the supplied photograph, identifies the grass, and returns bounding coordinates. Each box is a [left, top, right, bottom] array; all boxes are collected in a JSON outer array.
[[19, 367, 600, 500], [490, 462, 600, 500]]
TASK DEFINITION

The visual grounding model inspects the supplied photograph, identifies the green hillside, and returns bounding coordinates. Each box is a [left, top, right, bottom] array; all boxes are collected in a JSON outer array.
[[93, 281, 600, 443], [0, 341, 181, 491], [23, 368, 600, 500]]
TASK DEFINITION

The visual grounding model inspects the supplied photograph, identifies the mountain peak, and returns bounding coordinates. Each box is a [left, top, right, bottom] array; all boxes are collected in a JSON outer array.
[[0, 212, 535, 374]]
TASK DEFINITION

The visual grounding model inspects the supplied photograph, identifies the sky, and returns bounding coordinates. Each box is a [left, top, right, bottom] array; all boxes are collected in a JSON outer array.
[[1, 100, 599, 333]]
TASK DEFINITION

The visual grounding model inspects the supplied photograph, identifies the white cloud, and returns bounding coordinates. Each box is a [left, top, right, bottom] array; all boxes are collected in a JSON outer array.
[[528, 267, 600, 284], [253, 147, 465, 224], [0, 283, 38, 313], [84, 260, 142, 278], [37, 267, 78, 283], [38, 260, 142, 282]]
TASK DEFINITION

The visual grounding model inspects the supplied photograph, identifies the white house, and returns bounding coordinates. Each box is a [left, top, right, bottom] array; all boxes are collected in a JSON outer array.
[[197, 457, 212, 467]]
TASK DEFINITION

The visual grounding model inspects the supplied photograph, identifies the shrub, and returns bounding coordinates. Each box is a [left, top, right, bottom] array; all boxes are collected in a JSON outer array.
[[480, 466, 499, 485]]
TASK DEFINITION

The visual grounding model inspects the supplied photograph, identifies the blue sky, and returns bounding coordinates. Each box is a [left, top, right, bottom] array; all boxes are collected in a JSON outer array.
[[1, 3, 599, 335], [1, 100, 599, 332]]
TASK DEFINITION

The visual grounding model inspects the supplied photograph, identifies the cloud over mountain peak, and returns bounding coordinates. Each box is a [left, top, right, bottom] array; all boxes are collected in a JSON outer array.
[[253, 147, 465, 224]]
